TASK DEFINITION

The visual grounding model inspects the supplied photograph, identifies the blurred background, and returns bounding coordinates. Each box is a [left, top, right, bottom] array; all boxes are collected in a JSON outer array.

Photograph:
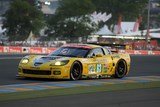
[[0, 0, 160, 51]]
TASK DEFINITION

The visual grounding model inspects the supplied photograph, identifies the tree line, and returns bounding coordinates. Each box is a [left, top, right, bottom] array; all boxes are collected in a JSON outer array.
[[2, 0, 149, 41]]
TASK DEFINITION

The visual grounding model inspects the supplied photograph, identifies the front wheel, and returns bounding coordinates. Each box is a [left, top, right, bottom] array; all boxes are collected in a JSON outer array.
[[70, 61, 82, 80], [115, 60, 127, 78]]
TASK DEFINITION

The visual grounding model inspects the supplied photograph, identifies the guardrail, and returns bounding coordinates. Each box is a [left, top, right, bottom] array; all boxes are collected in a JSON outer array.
[[0, 46, 160, 55]]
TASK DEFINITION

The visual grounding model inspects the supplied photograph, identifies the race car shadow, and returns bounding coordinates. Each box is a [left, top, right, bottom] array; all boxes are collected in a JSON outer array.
[[16, 76, 116, 83]]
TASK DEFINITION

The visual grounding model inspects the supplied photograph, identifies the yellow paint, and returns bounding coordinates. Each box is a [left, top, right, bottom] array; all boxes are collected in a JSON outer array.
[[18, 44, 131, 79]]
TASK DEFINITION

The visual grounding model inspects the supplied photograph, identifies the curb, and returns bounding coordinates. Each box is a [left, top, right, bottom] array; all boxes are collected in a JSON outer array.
[[0, 76, 160, 94]]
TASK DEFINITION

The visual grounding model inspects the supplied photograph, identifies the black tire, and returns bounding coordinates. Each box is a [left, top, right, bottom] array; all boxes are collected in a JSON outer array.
[[70, 61, 82, 80], [115, 60, 127, 78]]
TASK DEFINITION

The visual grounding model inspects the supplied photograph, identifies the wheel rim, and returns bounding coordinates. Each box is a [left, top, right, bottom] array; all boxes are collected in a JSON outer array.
[[116, 61, 126, 77], [71, 63, 81, 80]]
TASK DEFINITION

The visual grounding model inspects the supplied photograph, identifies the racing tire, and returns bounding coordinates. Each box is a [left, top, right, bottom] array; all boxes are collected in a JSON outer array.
[[115, 60, 127, 78], [70, 61, 82, 80]]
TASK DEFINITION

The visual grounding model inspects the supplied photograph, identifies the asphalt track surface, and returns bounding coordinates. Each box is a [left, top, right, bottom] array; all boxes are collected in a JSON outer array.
[[1, 88, 160, 107], [0, 54, 160, 107]]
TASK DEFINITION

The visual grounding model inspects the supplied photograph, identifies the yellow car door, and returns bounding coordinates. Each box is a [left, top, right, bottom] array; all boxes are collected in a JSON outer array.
[[85, 48, 113, 77]]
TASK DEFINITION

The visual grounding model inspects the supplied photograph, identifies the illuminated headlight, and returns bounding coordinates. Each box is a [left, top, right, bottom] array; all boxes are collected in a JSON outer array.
[[55, 61, 61, 65], [21, 58, 29, 64], [50, 60, 69, 66]]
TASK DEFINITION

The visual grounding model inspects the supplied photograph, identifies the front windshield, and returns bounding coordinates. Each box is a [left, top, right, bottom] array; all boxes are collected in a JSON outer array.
[[49, 47, 90, 58]]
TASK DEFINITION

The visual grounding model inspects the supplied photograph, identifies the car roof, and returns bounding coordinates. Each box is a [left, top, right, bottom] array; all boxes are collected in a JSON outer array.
[[62, 44, 102, 49]]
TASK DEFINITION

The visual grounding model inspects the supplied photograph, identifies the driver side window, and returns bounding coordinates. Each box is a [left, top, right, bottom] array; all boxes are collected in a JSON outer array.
[[87, 48, 104, 58]]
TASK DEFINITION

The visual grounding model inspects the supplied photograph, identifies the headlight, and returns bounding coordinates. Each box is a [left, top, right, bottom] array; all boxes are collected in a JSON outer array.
[[21, 58, 29, 64], [55, 61, 61, 66], [50, 60, 69, 66]]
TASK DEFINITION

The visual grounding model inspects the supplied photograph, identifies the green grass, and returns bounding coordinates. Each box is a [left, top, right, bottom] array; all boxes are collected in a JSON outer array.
[[0, 81, 160, 102]]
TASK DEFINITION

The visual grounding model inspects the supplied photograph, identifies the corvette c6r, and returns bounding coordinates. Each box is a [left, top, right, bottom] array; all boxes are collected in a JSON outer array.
[[17, 44, 131, 80]]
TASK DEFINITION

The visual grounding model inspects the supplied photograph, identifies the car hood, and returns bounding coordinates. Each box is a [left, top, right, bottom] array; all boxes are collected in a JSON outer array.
[[33, 56, 70, 66]]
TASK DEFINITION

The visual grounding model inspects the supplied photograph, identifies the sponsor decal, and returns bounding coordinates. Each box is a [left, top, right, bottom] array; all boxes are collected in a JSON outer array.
[[96, 64, 102, 73], [88, 65, 95, 74], [61, 49, 69, 54], [9, 46, 22, 53], [22, 47, 30, 53], [103, 64, 108, 73], [0, 46, 3, 52], [148, 51, 153, 55], [42, 48, 47, 54], [112, 55, 120, 58], [30, 47, 42, 54], [3, 46, 9, 52], [81, 59, 88, 62], [1, 46, 160, 55], [97, 59, 105, 63], [63, 44, 92, 49]]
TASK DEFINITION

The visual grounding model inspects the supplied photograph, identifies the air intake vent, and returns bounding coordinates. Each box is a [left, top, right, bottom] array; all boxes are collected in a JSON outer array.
[[34, 62, 43, 66], [23, 69, 51, 75]]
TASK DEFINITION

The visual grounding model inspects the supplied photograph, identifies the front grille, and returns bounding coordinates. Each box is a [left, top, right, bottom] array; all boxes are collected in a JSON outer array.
[[23, 69, 51, 75]]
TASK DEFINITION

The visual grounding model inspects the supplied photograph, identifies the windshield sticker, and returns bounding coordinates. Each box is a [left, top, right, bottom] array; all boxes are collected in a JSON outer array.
[[63, 44, 92, 49], [60, 49, 69, 54], [96, 64, 102, 72]]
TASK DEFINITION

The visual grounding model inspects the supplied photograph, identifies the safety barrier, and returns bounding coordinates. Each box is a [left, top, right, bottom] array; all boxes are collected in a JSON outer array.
[[0, 46, 56, 54], [0, 46, 160, 55], [119, 50, 160, 55]]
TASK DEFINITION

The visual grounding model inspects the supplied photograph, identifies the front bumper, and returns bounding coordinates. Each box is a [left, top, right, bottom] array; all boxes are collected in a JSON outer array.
[[18, 65, 71, 79]]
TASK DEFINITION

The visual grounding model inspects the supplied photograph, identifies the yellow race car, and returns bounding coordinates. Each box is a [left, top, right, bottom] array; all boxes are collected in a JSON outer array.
[[17, 44, 131, 80]]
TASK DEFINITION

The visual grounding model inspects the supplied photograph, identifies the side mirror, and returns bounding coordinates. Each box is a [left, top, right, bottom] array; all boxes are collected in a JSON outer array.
[[95, 54, 103, 57]]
